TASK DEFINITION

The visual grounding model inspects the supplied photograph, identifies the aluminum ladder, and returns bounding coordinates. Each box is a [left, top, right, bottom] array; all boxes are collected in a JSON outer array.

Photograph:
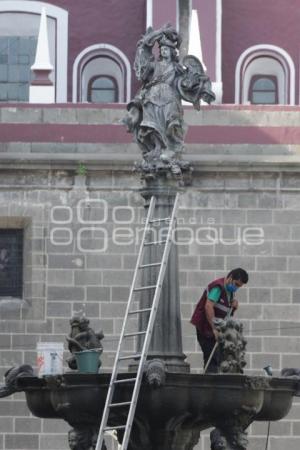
[[95, 193, 180, 450]]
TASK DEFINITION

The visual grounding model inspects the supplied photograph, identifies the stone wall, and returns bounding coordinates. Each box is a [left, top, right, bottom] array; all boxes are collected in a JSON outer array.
[[0, 106, 300, 450]]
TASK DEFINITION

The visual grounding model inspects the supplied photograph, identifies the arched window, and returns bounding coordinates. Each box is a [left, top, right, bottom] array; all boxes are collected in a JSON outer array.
[[88, 76, 118, 103], [235, 45, 295, 105], [249, 75, 278, 104], [81, 55, 121, 103], [73, 44, 131, 103]]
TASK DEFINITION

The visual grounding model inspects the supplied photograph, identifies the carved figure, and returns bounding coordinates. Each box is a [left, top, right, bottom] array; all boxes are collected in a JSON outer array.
[[210, 428, 227, 450], [123, 23, 215, 180], [145, 359, 166, 387], [68, 428, 90, 450], [0, 364, 34, 398], [211, 405, 257, 450], [66, 316, 104, 370], [90, 430, 108, 450], [68, 429, 81, 450], [215, 319, 247, 374], [68, 427, 107, 450]]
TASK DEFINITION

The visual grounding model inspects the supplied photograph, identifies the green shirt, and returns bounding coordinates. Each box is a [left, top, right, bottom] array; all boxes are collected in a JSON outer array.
[[207, 286, 233, 303]]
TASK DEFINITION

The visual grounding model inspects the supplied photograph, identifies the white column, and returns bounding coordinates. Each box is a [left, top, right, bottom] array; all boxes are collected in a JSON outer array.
[[188, 9, 207, 71], [29, 7, 55, 103], [184, 9, 207, 106], [214, 0, 223, 103]]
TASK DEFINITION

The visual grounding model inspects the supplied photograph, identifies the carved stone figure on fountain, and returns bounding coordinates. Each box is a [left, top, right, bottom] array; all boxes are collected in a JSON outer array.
[[0, 364, 34, 398], [215, 318, 247, 374], [123, 23, 215, 181], [210, 428, 227, 450], [66, 316, 104, 370], [68, 427, 107, 450]]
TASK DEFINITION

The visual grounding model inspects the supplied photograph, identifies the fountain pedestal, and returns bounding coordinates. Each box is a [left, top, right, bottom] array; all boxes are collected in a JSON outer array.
[[134, 177, 189, 374]]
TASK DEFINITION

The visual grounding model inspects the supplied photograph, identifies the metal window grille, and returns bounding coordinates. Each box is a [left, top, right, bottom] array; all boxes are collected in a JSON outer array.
[[0, 229, 23, 297]]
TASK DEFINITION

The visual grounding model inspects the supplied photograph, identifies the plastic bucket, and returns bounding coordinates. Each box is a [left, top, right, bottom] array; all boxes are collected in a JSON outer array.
[[37, 342, 64, 377], [75, 349, 101, 373]]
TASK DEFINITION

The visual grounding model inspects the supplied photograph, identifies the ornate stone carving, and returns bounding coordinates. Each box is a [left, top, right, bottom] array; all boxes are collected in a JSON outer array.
[[214, 319, 247, 374], [0, 364, 34, 398], [167, 415, 201, 450], [212, 406, 258, 450], [66, 316, 104, 370], [68, 427, 106, 450], [123, 416, 152, 450], [123, 23, 215, 182], [144, 359, 166, 387], [243, 377, 270, 390], [123, 413, 201, 450], [210, 428, 227, 450]]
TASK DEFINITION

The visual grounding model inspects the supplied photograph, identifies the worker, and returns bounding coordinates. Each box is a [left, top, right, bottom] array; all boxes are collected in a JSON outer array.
[[190, 268, 248, 373]]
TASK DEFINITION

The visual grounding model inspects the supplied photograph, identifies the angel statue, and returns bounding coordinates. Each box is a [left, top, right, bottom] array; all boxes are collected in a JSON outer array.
[[123, 24, 215, 180]]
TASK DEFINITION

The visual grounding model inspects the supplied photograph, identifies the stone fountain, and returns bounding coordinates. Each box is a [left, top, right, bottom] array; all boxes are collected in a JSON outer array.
[[1, 23, 300, 450]]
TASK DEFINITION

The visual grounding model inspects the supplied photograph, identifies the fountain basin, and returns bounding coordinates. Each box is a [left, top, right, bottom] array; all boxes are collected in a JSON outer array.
[[17, 372, 297, 429]]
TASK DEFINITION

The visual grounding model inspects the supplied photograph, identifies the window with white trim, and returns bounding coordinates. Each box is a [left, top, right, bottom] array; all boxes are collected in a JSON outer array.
[[0, 2, 68, 102], [81, 55, 124, 103], [235, 46, 295, 105], [73, 45, 131, 103]]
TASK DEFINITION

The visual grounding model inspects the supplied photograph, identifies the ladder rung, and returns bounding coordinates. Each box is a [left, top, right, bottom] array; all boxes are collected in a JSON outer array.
[[128, 308, 152, 315], [118, 353, 141, 361], [124, 331, 146, 338], [105, 425, 126, 431], [109, 402, 131, 408], [144, 240, 167, 246], [149, 217, 171, 223], [114, 377, 137, 384], [133, 285, 156, 291], [139, 262, 161, 268]]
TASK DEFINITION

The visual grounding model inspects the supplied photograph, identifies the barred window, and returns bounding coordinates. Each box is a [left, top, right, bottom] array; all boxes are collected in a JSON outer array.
[[0, 36, 37, 102], [0, 229, 23, 297]]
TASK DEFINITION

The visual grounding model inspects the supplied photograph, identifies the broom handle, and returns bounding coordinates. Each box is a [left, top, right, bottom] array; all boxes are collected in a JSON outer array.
[[203, 307, 233, 374]]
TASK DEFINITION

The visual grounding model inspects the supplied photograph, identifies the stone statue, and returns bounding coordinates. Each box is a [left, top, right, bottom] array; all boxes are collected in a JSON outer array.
[[144, 359, 166, 387], [68, 428, 107, 450], [214, 318, 247, 374], [0, 364, 34, 398], [123, 23, 215, 180], [210, 428, 227, 450], [66, 316, 104, 370]]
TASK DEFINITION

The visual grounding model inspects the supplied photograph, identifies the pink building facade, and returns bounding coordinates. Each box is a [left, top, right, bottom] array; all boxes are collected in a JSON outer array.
[[1, 0, 300, 105]]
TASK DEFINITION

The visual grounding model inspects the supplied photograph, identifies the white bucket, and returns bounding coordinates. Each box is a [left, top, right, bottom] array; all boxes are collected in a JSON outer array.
[[36, 342, 64, 377]]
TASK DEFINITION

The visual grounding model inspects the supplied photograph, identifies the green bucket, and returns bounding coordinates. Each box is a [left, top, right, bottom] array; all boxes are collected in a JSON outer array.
[[75, 349, 101, 374]]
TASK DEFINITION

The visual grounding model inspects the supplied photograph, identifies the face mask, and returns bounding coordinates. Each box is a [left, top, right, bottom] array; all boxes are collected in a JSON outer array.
[[226, 283, 238, 293]]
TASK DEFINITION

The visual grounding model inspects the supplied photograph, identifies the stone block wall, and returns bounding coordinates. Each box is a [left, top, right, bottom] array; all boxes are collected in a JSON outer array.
[[0, 168, 299, 449], [0, 106, 300, 449]]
